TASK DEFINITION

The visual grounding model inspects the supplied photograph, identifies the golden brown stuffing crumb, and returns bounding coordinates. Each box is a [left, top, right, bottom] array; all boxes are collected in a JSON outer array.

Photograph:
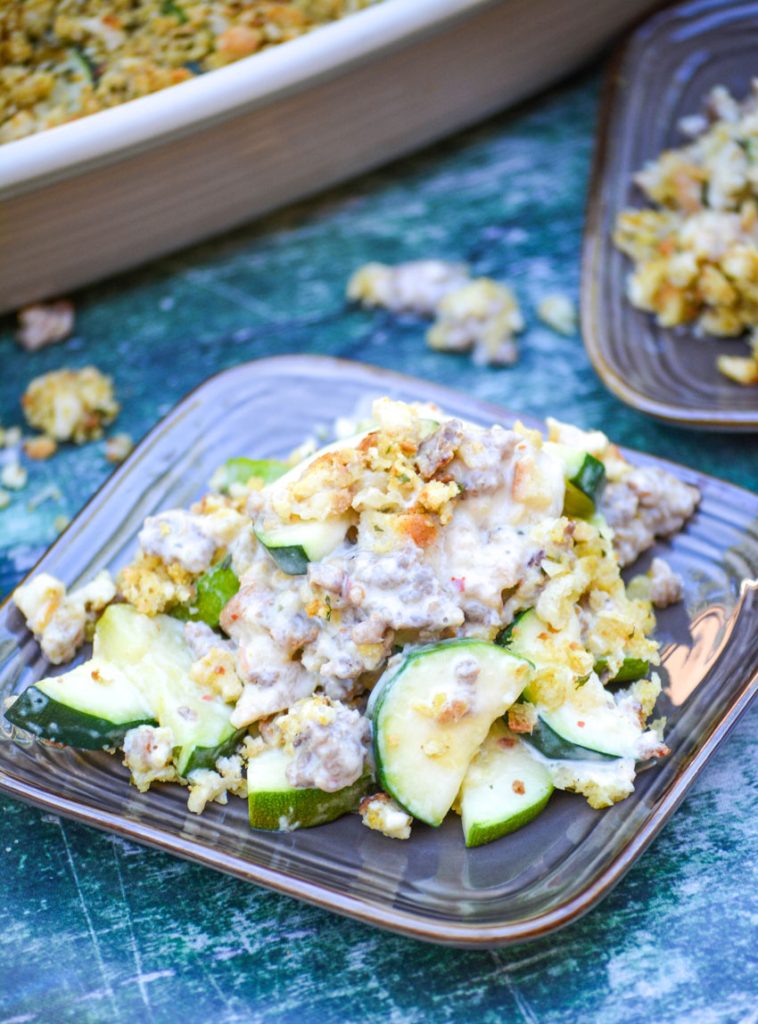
[[22, 366, 119, 443], [117, 552, 196, 615]]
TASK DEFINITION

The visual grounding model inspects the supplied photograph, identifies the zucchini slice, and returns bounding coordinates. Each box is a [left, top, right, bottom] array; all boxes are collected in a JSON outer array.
[[247, 746, 371, 830], [7, 605, 242, 774], [545, 442, 606, 519], [521, 715, 620, 763], [535, 700, 643, 760], [594, 657, 650, 685], [496, 608, 550, 684], [369, 640, 530, 827], [5, 662, 155, 750], [97, 605, 243, 776], [212, 457, 288, 494], [497, 609, 649, 760], [170, 558, 240, 628], [255, 516, 351, 575], [460, 721, 553, 847]]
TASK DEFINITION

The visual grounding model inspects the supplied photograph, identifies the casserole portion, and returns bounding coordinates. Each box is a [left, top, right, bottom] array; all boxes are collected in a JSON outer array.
[[6, 398, 699, 845]]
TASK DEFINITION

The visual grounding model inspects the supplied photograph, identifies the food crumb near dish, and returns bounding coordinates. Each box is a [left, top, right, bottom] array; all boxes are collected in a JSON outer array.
[[0, 461, 28, 492], [122, 724, 179, 793], [21, 366, 119, 443], [348, 261, 524, 365], [613, 81, 758, 384], [105, 432, 134, 463], [186, 756, 247, 814], [16, 300, 75, 351], [427, 279, 523, 366], [0, 490, 10, 510], [537, 293, 577, 335], [359, 793, 412, 840], [0, 0, 383, 144], [347, 260, 470, 315], [0, 426, 22, 449], [648, 557, 684, 608], [24, 436, 58, 461]]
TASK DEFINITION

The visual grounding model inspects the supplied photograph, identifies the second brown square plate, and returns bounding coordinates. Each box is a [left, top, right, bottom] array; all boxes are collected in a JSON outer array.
[[582, 0, 758, 430]]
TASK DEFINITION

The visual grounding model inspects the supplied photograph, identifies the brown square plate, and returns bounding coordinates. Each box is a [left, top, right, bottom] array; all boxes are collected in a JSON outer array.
[[582, 0, 758, 430], [0, 356, 756, 946]]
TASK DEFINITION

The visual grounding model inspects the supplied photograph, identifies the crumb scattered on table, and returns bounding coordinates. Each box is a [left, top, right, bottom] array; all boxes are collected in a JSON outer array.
[[105, 432, 134, 463], [347, 260, 470, 316], [16, 300, 75, 351], [348, 260, 524, 366], [24, 436, 58, 460], [537, 293, 577, 335], [21, 366, 119, 443], [0, 426, 21, 449], [427, 279, 523, 366], [0, 462, 27, 491]]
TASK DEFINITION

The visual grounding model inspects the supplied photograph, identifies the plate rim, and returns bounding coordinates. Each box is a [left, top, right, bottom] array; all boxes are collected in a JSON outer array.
[[580, 1, 758, 432], [1, 353, 756, 947]]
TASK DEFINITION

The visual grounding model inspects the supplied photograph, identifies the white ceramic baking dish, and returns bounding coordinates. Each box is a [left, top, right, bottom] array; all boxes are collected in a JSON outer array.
[[0, 0, 658, 312]]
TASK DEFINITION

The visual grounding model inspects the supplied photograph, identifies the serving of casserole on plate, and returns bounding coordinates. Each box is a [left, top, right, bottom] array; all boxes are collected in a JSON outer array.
[[1, 357, 755, 946]]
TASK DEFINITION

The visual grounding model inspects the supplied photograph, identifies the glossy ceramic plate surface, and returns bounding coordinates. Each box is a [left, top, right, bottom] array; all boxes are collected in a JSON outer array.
[[582, 0, 758, 430], [0, 356, 756, 947]]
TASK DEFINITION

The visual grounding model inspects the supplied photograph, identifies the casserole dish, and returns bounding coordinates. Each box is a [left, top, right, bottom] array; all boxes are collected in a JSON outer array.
[[0, 0, 659, 312]]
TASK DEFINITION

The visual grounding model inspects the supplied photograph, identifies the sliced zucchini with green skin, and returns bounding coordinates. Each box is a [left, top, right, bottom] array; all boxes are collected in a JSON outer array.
[[247, 746, 371, 830], [545, 442, 606, 519], [96, 607, 242, 777], [594, 657, 649, 684], [494, 608, 531, 649], [370, 640, 530, 827], [537, 699, 643, 759], [213, 457, 288, 494], [171, 558, 240, 628], [460, 721, 553, 847], [521, 715, 620, 763], [497, 609, 552, 694], [9, 604, 242, 775], [183, 727, 247, 775], [5, 661, 155, 750], [256, 516, 351, 575]]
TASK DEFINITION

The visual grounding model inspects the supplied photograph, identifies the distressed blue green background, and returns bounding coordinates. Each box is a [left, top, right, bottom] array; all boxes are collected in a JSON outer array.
[[0, 70, 755, 1023]]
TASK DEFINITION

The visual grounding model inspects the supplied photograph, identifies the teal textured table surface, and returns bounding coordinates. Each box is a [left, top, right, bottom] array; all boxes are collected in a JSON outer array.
[[0, 70, 756, 1023]]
